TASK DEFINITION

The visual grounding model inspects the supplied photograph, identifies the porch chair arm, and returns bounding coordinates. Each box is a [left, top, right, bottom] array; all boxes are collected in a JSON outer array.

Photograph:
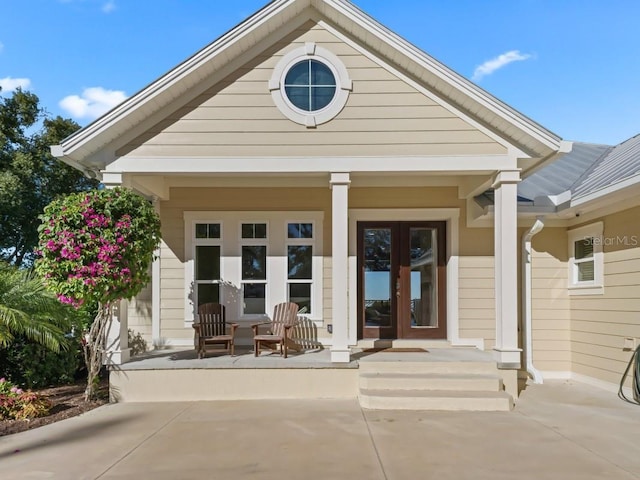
[[251, 321, 271, 335]]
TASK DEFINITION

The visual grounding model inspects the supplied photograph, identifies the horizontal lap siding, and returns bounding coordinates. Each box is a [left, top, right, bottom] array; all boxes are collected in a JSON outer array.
[[459, 256, 495, 348], [530, 228, 571, 372], [570, 207, 640, 388], [119, 22, 505, 158]]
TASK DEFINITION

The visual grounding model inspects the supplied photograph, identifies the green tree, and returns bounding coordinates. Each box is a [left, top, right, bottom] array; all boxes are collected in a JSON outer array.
[[36, 187, 161, 400], [0, 88, 99, 267], [0, 262, 73, 352]]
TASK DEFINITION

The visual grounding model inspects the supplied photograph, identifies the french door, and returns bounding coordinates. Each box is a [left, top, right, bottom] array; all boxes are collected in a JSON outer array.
[[357, 221, 446, 339]]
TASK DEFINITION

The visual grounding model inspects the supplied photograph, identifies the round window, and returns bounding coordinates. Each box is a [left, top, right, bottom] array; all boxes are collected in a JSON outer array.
[[284, 59, 337, 112]]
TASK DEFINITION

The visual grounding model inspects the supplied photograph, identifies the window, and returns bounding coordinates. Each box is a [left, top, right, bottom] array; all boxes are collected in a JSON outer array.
[[568, 222, 604, 295], [284, 60, 337, 112], [241, 223, 268, 315], [184, 212, 323, 325], [269, 43, 352, 127], [287, 222, 314, 314], [193, 223, 222, 308]]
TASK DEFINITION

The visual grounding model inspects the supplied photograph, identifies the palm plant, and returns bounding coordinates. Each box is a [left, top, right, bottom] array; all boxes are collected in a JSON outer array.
[[0, 262, 72, 352]]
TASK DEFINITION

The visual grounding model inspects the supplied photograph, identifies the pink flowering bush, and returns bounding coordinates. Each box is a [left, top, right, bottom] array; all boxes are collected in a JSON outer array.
[[0, 377, 51, 420], [36, 187, 161, 308], [35, 187, 161, 400]]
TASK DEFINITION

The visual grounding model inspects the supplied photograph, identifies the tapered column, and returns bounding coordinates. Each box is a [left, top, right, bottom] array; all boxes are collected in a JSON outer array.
[[493, 170, 521, 369], [330, 172, 351, 363]]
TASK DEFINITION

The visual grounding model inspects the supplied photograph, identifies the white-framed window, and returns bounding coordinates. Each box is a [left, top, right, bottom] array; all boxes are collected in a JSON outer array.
[[269, 42, 352, 128], [193, 222, 222, 308], [568, 222, 604, 295], [184, 212, 324, 325], [240, 222, 268, 316], [286, 222, 315, 315]]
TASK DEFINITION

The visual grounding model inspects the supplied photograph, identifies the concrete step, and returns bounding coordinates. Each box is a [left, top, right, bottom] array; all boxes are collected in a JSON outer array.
[[359, 389, 514, 411], [358, 360, 499, 375], [355, 339, 452, 349], [359, 372, 503, 391]]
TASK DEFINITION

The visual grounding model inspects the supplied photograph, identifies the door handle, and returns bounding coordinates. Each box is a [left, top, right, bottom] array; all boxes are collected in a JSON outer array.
[[396, 279, 401, 297]]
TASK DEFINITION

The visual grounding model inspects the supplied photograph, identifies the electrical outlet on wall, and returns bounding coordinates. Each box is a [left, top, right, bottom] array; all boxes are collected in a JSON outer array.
[[623, 337, 637, 351]]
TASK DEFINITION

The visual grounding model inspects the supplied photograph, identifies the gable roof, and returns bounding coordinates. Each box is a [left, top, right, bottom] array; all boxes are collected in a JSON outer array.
[[52, 0, 566, 177], [571, 133, 640, 201]]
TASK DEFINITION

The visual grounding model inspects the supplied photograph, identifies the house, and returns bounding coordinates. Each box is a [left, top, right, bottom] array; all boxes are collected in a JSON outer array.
[[52, 0, 639, 406]]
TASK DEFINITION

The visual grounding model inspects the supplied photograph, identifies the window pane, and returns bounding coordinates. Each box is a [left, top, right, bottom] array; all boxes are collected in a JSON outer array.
[[288, 223, 313, 239], [311, 61, 335, 85], [196, 246, 220, 280], [285, 86, 310, 111], [242, 246, 266, 280], [288, 245, 312, 279], [575, 239, 594, 260], [243, 283, 266, 314], [242, 224, 254, 239], [284, 61, 309, 86], [254, 223, 267, 239], [208, 224, 220, 239], [197, 283, 219, 306], [289, 283, 311, 314], [311, 86, 336, 110], [578, 261, 595, 282], [195, 223, 208, 239]]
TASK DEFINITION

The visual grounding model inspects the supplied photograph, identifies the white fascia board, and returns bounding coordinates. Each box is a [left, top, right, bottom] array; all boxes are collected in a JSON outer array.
[[570, 173, 640, 208], [56, 0, 298, 159], [323, 0, 563, 152], [105, 155, 514, 174]]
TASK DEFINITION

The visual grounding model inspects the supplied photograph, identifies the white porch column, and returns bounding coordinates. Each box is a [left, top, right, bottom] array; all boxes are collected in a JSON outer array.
[[102, 173, 130, 365], [330, 172, 351, 363], [151, 197, 161, 348], [105, 300, 131, 365], [492, 170, 521, 369]]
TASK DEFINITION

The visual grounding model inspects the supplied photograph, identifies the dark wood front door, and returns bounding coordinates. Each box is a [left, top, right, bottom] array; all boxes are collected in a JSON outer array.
[[357, 221, 447, 339]]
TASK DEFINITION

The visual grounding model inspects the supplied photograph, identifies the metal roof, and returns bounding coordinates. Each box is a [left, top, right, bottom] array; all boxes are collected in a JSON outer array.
[[572, 133, 640, 200], [517, 142, 610, 201]]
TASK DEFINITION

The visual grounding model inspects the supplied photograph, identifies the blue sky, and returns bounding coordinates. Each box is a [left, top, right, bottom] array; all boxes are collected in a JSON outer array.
[[2, 0, 639, 145]]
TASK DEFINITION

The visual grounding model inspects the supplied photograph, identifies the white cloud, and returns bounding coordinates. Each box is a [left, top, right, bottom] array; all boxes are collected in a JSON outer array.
[[472, 50, 532, 82], [0, 77, 32, 94], [59, 87, 127, 120], [102, 1, 116, 13]]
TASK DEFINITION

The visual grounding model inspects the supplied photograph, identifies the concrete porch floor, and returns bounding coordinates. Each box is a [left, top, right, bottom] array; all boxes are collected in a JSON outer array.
[[1, 380, 639, 479]]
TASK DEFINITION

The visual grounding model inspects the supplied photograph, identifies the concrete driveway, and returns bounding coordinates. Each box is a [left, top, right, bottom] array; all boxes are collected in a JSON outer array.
[[1, 380, 639, 480]]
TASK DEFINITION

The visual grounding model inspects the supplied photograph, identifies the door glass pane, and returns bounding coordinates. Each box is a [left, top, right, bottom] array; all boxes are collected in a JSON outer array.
[[363, 228, 392, 327], [409, 228, 437, 328], [243, 283, 265, 314], [195, 246, 220, 280]]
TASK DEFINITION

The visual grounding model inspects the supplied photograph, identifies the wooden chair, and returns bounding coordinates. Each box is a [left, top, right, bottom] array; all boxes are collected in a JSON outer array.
[[192, 303, 238, 358], [252, 302, 300, 358]]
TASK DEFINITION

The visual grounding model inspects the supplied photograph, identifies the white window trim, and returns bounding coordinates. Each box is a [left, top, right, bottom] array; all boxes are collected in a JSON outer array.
[[184, 219, 224, 325], [568, 222, 604, 295], [269, 42, 352, 128], [184, 211, 324, 326], [239, 221, 269, 319], [285, 220, 319, 319]]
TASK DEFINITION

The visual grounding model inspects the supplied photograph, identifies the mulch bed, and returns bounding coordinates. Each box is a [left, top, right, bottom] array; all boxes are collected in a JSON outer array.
[[0, 379, 109, 437]]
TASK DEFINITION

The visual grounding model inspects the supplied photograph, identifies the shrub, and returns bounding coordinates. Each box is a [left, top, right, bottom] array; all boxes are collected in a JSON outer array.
[[0, 378, 51, 420]]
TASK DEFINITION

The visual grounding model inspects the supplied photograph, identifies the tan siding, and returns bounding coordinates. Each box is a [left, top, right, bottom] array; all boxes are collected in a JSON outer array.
[[119, 22, 506, 158], [458, 256, 495, 348], [127, 283, 152, 348], [530, 228, 571, 372], [570, 206, 640, 389]]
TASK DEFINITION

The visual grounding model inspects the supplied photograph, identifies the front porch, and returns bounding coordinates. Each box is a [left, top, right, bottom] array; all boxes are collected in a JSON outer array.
[[109, 344, 514, 410]]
